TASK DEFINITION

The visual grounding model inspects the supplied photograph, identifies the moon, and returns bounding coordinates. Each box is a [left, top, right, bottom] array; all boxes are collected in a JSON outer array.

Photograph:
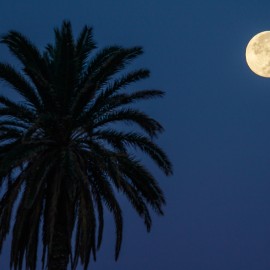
[[246, 31, 270, 77]]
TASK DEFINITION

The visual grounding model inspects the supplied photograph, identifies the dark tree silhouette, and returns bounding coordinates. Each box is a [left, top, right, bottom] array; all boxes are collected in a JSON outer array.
[[0, 21, 172, 270]]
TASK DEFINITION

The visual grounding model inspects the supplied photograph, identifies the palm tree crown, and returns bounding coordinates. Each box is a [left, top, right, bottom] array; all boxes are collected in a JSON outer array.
[[0, 21, 172, 270]]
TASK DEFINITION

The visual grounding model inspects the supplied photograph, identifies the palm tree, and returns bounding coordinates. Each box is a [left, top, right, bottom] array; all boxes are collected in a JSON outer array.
[[0, 21, 172, 270]]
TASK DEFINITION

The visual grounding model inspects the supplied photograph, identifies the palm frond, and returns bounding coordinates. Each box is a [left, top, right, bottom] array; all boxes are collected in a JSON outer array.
[[89, 168, 123, 260], [86, 46, 145, 93], [0, 94, 35, 113], [118, 178, 152, 231], [77, 178, 96, 269], [71, 49, 145, 118], [117, 154, 166, 214], [0, 174, 24, 254], [25, 193, 43, 270], [0, 63, 41, 109], [76, 69, 150, 119], [86, 89, 164, 126], [0, 119, 30, 129], [0, 31, 56, 110], [49, 21, 76, 113], [93, 130, 172, 175], [1, 31, 47, 77], [93, 108, 164, 137], [75, 26, 96, 73]]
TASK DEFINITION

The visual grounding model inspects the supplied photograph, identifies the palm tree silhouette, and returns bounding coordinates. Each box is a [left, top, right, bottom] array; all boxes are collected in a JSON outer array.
[[0, 21, 172, 270]]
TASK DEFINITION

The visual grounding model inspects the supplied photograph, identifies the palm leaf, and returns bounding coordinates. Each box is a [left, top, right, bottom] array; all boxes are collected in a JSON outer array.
[[0, 63, 41, 109]]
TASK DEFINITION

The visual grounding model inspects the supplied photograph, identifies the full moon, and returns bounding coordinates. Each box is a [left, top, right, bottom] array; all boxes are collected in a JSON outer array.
[[246, 31, 270, 77]]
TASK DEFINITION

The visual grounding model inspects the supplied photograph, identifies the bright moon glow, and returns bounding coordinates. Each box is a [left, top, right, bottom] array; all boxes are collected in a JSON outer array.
[[246, 31, 270, 78]]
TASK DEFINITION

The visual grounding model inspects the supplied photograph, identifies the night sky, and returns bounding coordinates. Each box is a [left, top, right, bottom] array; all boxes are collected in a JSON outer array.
[[1, 1, 270, 269]]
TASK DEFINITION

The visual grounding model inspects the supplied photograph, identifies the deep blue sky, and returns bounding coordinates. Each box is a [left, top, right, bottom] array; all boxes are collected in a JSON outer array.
[[1, 0, 270, 269]]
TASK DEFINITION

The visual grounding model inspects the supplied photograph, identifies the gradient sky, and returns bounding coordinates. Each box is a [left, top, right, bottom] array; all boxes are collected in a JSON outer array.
[[1, 0, 270, 269]]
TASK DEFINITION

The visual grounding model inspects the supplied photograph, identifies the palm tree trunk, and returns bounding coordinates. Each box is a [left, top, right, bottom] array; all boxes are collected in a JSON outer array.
[[48, 193, 69, 270]]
